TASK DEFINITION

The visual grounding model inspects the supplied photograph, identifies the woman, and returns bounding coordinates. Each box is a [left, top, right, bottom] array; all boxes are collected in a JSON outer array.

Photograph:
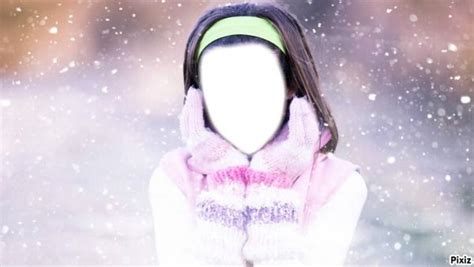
[[149, 2, 368, 266]]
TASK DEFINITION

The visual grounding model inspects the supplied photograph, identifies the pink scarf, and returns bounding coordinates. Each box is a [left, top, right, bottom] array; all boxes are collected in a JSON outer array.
[[158, 135, 360, 265]]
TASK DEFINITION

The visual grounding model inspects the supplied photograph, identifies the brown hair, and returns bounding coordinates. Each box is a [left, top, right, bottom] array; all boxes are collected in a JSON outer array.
[[182, 2, 338, 153]]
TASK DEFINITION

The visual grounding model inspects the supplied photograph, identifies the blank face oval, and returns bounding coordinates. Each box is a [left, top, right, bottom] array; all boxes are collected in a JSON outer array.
[[199, 42, 287, 155]]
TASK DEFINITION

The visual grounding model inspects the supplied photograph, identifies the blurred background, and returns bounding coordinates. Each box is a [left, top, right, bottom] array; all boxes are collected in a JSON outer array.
[[0, 0, 472, 266]]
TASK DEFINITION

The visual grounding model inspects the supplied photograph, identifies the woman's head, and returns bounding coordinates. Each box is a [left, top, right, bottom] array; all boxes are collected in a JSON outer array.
[[183, 2, 338, 153]]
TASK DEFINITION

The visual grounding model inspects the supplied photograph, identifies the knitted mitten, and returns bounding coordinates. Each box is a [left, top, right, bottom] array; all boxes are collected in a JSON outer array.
[[242, 95, 321, 264], [179, 86, 249, 175], [179, 86, 249, 265]]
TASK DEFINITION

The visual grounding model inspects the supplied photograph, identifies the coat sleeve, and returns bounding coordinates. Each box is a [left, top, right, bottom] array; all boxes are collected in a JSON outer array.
[[148, 165, 200, 266], [302, 170, 368, 266]]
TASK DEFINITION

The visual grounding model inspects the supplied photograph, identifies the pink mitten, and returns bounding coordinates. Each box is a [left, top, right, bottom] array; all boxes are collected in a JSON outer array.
[[179, 85, 249, 174], [178, 86, 249, 265], [242, 95, 322, 264]]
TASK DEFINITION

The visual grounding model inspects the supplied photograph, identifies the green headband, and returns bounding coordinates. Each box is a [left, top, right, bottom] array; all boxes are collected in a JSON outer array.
[[196, 16, 287, 60]]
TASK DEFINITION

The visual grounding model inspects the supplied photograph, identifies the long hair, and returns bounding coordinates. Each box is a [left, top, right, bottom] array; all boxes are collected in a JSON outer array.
[[183, 2, 339, 153]]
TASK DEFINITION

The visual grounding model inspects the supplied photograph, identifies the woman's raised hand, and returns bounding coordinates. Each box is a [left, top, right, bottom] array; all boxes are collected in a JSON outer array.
[[179, 85, 250, 174], [249, 94, 321, 181]]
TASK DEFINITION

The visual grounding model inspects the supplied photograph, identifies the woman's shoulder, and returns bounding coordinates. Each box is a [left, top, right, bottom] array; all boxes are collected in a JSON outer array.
[[325, 152, 366, 197], [306, 151, 366, 213], [149, 146, 197, 199], [158, 146, 191, 168], [314, 151, 361, 174], [340, 168, 368, 201]]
